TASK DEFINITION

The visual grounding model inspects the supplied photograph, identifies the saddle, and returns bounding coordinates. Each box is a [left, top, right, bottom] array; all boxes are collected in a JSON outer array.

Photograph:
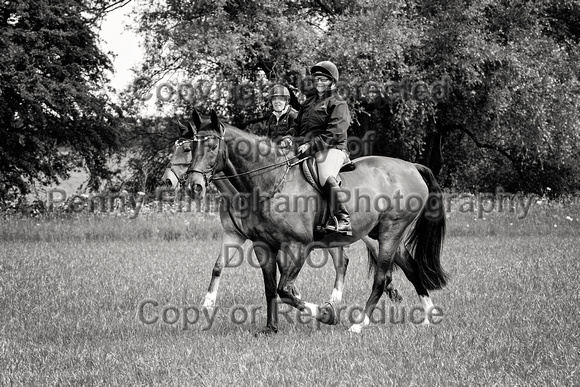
[[300, 157, 356, 239]]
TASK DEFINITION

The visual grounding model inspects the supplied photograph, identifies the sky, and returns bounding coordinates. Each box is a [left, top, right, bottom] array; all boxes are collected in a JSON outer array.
[[98, 4, 143, 93]]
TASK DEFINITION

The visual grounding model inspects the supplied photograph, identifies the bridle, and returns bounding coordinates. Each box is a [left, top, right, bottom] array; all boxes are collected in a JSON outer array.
[[167, 138, 195, 187], [166, 133, 226, 187], [185, 129, 227, 188]]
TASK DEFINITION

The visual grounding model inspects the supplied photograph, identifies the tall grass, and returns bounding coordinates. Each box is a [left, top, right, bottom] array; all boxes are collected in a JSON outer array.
[[0, 212, 224, 243], [1, 195, 579, 385]]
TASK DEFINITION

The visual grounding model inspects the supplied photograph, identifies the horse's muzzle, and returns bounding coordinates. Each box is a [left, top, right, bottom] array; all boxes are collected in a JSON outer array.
[[185, 174, 206, 200], [161, 168, 179, 189]]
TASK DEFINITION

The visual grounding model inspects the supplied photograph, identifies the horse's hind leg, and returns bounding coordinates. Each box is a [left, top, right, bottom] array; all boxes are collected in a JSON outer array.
[[394, 247, 435, 324], [349, 230, 402, 333], [328, 247, 349, 304], [361, 236, 402, 303], [202, 231, 245, 310]]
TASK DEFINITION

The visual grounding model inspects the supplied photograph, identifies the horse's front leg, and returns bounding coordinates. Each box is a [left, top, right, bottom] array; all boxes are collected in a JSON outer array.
[[276, 243, 338, 325], [202, 231, 246, 310], [252, 242, 279, 334], [276, 243, 307, 309], [328, 247, 349, 304]]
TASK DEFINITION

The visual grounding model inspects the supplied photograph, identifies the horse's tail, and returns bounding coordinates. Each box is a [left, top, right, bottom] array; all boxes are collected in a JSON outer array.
[[406, 164, 449, 291]]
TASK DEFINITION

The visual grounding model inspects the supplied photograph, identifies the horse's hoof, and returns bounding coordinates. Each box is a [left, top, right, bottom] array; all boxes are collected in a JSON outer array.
[[318, 302, 338, 325], [202, 301, 215, 312], [386, 288, 403, 303], [254, 326, 278, 337], [348, 324, 363, 334]]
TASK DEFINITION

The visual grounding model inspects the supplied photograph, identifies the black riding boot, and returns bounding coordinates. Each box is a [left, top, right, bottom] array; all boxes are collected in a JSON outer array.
[[322, 176, 352, 236]]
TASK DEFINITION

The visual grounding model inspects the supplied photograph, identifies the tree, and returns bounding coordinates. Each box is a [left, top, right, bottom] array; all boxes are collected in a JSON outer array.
[[128, 0, 580, 194], [0, 0, 124, 203], [417, 0, 580, 193]]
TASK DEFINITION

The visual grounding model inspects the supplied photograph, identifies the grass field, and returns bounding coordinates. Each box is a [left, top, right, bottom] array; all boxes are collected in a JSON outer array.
[[1, 197, 580, 386]]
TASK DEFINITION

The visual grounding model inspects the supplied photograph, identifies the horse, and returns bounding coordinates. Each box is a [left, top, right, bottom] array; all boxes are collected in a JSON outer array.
[[182, 109, 448, 334], [161, 122, 404, 312]]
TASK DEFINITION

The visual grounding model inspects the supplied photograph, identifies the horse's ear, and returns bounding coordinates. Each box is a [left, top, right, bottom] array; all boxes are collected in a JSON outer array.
[[191, 108, 202, 130], [210, 110, 224, 135], [178, 120, 195, 138], [186, 122, 196, 138]]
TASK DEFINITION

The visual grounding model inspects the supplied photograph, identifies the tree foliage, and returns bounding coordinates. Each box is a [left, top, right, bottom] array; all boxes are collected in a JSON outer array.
[[58, 0, 580, 195], [418, 0, 580, 193], [125, 0, 580, 195], [0, 0, 124, 203]]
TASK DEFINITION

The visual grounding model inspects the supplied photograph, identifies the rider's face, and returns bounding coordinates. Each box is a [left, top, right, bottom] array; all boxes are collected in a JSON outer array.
[[271, 96, 287, 112], [314, 76, 332, 94]]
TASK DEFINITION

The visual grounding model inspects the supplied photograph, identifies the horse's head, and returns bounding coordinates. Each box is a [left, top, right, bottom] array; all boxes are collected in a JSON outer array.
[[162, 120, 197, 189], [182, 109, 226, 200]]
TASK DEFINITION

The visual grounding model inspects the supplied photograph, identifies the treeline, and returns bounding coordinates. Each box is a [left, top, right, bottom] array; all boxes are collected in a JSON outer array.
[[126, 0, 580, 195], [2, 0, 580, 206]]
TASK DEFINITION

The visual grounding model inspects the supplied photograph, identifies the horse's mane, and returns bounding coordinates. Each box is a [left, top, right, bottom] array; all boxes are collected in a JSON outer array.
[[223, 123, 264, 141], [221, 123, 294, 165]]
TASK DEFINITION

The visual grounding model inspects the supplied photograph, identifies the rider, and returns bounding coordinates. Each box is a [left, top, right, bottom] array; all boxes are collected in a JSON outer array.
[[294, 60, 353, 236], [266, 84, 298, 146]]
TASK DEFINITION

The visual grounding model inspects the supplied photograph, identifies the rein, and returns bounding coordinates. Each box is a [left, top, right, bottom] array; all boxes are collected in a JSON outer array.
[[185, 127, 309, 200], [216, 152, 306, 201], [213, 155, 301, 181]]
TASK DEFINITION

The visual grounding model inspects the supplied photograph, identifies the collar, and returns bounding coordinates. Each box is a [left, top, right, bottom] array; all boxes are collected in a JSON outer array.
[[272, 104, 290, 120], [315, 88, 336, 101]]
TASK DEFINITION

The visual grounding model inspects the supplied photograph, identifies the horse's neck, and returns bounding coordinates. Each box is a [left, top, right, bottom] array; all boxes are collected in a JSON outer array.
[[223, 129, 280, 194], [213, 175, 238, 200], [223, 159, 247, 193]]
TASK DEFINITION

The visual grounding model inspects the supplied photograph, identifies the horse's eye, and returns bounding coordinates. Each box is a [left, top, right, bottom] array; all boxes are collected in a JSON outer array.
[[183, 147, 191, 153]]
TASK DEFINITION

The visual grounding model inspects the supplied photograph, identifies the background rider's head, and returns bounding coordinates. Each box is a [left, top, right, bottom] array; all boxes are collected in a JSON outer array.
[[310, 61, 339, 95], [268, 84, 291, 113]]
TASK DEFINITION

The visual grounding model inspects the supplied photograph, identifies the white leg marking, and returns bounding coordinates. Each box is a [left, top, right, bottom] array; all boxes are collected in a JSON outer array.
[[329, 288, 342, 304], [203, 291, 217, 310], [420, 295, 434, 325], [304, 302, 319, 319], [348, 314, 370, 333]]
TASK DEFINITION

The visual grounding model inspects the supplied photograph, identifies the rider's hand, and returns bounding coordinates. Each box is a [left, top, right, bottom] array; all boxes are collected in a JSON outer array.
[[279, 137, 292, 148], [297, 143, 311, 155]]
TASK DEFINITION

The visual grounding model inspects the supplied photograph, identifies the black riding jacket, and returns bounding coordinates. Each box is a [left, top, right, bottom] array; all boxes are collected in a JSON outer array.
[[292, 89, 351, 152], [266, 107, 298, 140]]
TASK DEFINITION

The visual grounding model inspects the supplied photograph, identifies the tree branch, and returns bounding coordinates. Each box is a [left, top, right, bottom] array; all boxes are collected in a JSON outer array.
[[459, 127, 526, 181]]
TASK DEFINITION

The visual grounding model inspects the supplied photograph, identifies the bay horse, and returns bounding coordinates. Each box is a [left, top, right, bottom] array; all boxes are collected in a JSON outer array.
[[183, 109, 448, 334], [162, 123, 404, 312]]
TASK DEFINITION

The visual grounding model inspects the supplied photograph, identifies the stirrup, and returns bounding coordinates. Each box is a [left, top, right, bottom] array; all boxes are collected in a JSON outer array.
[[324, 216, 353, 236]]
